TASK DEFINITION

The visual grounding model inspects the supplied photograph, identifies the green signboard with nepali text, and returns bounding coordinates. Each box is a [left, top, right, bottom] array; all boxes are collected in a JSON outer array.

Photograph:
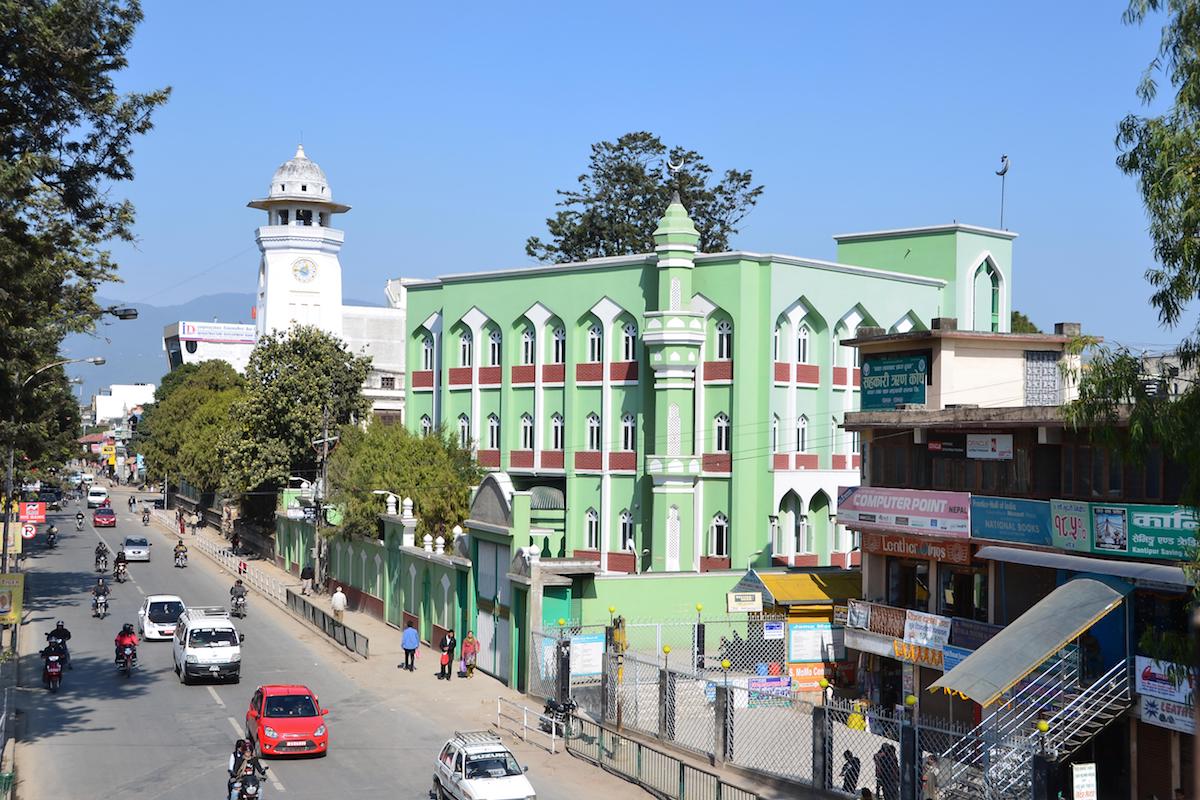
[[861, 354, 928, 410]]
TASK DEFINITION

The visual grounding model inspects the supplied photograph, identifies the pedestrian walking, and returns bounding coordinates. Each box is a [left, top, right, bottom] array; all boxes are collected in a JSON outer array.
[[300, 563, 315, 596], [399, 620, 419, 671], [873, 743, 899, 800], [330, 586, 347, 623], [461, 631, 478, 678], [841, 749, 861, 793], [438, 628, 457, 680], [177, 509, 185, 536], [230, 530, 240, 555]]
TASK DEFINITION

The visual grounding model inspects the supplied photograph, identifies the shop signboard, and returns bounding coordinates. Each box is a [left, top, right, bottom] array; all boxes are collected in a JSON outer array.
[[1050, 499, 1092, 552], [1049, 500, 1198, 561], [762, 620, 785, 640], [787, 622, 845, 662], [949, 618, 1002, 650], [862, 531, 972, 564], [892, 639, 944, 669], [927, 434, 966, 457], [1072, 763, 1098, 800], [942, 645, 973, 672], [971, 496, 1053, 546], [1134, 656, 1194, 704], [903, 610, 951, 648], [180, 321, 258, 344], [847, 600, 872, 630], [838, 487, 970, 538], [965, 434, 1014, 461], [1138, 696, 1195, 735], [833, 605, 849, 626], [569, 633, 605, 678], [0, 574, 23, 625], [726, 592, 763, 613], [788, 661, 856, 691], [18, 502, 45, 524], [861, 353, 928, 410]]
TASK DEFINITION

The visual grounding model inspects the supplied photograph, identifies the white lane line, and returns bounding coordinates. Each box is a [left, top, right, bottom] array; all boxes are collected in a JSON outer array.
[[227, 716, 243, 737], [226, 717, 287, 793], [207, 685, 226, 708], [88, 525, 146, 597]]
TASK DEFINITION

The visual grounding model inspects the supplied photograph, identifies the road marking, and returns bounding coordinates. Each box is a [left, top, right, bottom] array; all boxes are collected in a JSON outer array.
[[227, 717, 287, 792], [207, 685, 226, 708], [88, 525, 146, 597]]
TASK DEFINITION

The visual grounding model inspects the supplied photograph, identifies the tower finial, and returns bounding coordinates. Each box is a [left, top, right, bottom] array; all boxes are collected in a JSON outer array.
[[295, 143, 306, 159]]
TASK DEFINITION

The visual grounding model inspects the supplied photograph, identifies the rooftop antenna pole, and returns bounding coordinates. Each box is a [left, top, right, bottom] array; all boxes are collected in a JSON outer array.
[[995, 154, 1010, 229]]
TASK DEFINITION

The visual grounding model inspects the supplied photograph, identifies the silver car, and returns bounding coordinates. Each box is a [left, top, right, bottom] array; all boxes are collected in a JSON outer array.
[[122, 536, 152, 562]]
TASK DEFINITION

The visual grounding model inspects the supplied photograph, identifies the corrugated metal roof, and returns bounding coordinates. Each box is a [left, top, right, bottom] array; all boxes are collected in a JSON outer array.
[[733, 570, 862, 606]]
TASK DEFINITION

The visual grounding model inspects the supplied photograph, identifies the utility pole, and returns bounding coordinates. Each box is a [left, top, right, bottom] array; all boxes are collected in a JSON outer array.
[[312, 404, 338, 595]]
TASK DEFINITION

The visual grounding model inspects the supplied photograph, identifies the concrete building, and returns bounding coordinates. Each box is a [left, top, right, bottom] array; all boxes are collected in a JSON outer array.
[[92, 383, 156, 424]]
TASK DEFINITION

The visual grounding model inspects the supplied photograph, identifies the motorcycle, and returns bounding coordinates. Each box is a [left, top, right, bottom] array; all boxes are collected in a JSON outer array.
[[116, 645, 136, 677], [95, 553, 108, 573], [539, 697, 577, 737], [174, 551, 187, 568], [75, 518, 84, 531], [231, 595, 247, 618], [43, 653, 63, 692], [230, 774, 265, 800], [93, 594, 108, 619], [114, 562, 128, 583], [45, 633, 70, 670], [142, 512, 150, 526], [46, 528, 57, 548]]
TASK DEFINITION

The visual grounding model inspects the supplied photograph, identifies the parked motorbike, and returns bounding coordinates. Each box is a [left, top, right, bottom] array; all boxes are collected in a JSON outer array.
[[116, 645, 136, 677], [231, 595, 247, 618], [43, 653, 63, 692], [114, 562, 128, 583], [93, 595, 108, 619], [539, 697, 577, 737], [95, 553, 108, 573], [174, 552, 187, 568]]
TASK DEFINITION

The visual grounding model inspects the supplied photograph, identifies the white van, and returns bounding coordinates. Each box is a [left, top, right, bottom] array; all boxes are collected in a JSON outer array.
[[172, 606, 244, 684], [86, 486, 108, 508]]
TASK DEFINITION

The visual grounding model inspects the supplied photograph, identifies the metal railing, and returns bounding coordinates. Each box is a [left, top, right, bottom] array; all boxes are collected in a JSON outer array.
[[496, 697, 560, 753], [285, 589, 369, 658], [191, 529, 287, 604], [568, 715, 760, 800]]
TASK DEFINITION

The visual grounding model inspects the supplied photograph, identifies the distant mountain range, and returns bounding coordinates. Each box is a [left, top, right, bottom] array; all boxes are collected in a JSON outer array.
[[62, 292, 380, 400]]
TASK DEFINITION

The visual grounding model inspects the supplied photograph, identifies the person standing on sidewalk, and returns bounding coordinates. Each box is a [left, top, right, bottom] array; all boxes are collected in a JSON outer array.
[[399, 621, 419, 671], [460, 631, 478, 678], [189, 511, 200, 536], [300, 563, 315, 596], [438, 629, 457, 680], [330, 586, 347, 623]]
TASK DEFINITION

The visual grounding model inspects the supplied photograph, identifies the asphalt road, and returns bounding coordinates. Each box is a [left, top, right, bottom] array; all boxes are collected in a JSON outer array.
[[14, 498, 506, 800]]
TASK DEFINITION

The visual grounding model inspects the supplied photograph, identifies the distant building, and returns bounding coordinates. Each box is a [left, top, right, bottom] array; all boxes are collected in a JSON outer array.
[[162, 320, 257, 372], [92, 383, 156, 424]]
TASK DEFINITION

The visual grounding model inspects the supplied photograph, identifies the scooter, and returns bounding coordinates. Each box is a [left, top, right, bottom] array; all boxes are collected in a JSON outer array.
[[95, 553, 108, 573], [231, 595, 247, 618], [142, 511, 150, 526], [75, 518, 83, 531], [114, 562, 128, 583], [116, 645, 136, 677], [230, 773, 265, 800], [174, 551, 188, 568], [93, 594, 108, 619], [46, 528, 57, 548], [43, 654, 63, 692]]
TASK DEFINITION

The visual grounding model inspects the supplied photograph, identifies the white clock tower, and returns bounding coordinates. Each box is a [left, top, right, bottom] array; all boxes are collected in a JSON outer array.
[[249, 145, 350, 338]]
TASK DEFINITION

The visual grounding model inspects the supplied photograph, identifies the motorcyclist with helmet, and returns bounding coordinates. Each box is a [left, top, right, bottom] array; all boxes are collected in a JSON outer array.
[[227, 739, 268, 799], [174, 538, 188, 564], [94, 541, 109, 570], [75, 511, 84, 530], [114, 623, 138, 665], [43, 621, 72, 669], [91, 577, 110, 613]]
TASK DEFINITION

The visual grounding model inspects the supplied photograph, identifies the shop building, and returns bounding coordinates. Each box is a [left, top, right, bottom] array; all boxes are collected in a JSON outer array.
[[839, 322, 1194, 800]]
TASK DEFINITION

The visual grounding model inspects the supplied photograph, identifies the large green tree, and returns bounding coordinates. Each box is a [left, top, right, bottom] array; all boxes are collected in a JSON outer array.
[[0, 0, 167, 475], [1010, 310, 1041, 334], [526, 131, 764, 262], [328, 422, 481, 541], [220, 327, 370, 499]]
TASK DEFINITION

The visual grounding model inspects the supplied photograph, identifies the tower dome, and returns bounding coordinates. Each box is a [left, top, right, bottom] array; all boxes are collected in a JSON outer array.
[[268, 145, 331, 200]]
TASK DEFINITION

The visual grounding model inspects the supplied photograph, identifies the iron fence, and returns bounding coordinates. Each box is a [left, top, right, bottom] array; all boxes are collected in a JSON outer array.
[[285, 589, 370, 658], [725, 682, 815, 784], [180, 517, 288, 604], [620, 615, 789, 671], [496, 697, 560, 753]]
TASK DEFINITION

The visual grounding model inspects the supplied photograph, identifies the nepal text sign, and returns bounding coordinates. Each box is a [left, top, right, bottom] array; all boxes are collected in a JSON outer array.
[[838, 486, 970, 538], [1050, 500, 1197, 561], [861, 354, 928, 410]]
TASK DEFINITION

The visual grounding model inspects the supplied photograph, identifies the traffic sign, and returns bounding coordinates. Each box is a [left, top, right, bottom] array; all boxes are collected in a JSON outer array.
[[20, 524, 36, 540]]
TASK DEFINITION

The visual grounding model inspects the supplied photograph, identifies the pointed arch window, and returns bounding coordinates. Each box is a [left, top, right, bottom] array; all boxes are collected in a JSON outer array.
[[459, 331, 472, 367], [520, 413, 534, 450], [521, 329, 535, 365], [457, 414, 470, 449], [795, 515, 811, 554], [421, 337, 434, 370], [797, 415, 809, 453], [621, 413, 637, 451], [797, 324, 811, 364], [486, 413, 500, 449], [714, 413, 731, 453], [551, 413, 564, 450], [420, 415, 433, 437], [715, 320, 733, 360], [588, 324, 603, 362], [551, 327, 566, 364], [586, 413, 601, 451], [622, 323, 637, 361], [488, 330, 502, 366], [710, 513, 730, 557], [585, 508, 600, 550], [619, 510, 635, 551], [773, 327, 782, 361]]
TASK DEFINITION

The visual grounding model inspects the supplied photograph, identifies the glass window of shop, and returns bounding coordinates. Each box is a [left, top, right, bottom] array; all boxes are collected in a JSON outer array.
[[887, 559, 930, 612], [938, 565, 988, 622]]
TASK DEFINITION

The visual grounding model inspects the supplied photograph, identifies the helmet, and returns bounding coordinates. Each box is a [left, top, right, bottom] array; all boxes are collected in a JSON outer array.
[[96, 577, 105, 584], [235, 579, 244, 585], [55, 620, 65, 628], [122, 623, 134, 634]]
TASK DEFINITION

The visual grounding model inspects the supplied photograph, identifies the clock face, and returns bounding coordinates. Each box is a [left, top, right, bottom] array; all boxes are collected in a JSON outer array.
[[292, 258, 318, 283]]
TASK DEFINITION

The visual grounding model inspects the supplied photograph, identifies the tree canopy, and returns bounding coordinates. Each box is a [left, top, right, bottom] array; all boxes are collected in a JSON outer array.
[[525, 131, 764, 263], [1010, 310, 1041, 334], [328, 422, 481, 541]]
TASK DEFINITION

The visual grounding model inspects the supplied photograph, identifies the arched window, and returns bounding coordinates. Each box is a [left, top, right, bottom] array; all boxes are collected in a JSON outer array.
[[851, 430, 861, 456], [710, 513, 730, 557], [487, 413, 500, 449], [715, 320, 733, 360], [714, 413, 731, 452], [551, 327, 566, 364], [585, 508, 599, 550], [457, 414, 470, 449], [771, 415, 780, 453], [420, 415, 432, 437], [795, 515, 810, 553], [797, 324, 811, 364], [421, 337, 434, 371], [621, 414, 637, 451], [521, 329, 535, 365], [797, 415, 808, 452], [488, 330, 502, 366], [459, 331, 472, 367], [622, 323, 637, 361], [520, 413, 534, 450], [773, 327, 781, 361], [619, 511, 635, 551], [551, 413, 564, 450], [586, 413, 601, 451], [588, 324, 603, 362]]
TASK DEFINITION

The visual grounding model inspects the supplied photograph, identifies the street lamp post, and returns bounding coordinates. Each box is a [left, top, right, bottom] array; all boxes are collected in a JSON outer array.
[[3, 357, 105, 573]]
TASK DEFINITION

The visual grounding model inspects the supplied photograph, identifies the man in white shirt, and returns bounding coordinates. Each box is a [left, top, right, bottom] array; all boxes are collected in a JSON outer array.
[[330, 586, 347, 623]]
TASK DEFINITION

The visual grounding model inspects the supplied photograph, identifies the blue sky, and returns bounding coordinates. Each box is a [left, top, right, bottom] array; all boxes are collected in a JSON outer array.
[[102, 1, 1178, 351]]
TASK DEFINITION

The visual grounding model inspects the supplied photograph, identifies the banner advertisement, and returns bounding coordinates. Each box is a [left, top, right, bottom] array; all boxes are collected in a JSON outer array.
[[965, 434, 1014, 461], [3, 526, 22, 557], [862, 531, 972, 564], [837, 487, 970, 538], [748, 676, 792, 708], [971, 496, 1053, 546], [787, 622, 845, 663], [18, 502, 45, 523], [0, 574, 23, 625], [847, 600, 871, 630], [942, 645, 973, 672], [1050, 499, 1092, 552], [860, 353, 928, 410], [1134, 656, 1194, 704], [927, 434, 966, 457], [1046, 500, 1198, 560], [180, 321, 258, 344], [1138, 696, 1195, 735], [788, 661, 856, 691], [903, 610, 952, 648]]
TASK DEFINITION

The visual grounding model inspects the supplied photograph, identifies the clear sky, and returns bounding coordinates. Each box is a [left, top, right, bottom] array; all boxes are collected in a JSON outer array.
[[103, 0, 1180, 351]]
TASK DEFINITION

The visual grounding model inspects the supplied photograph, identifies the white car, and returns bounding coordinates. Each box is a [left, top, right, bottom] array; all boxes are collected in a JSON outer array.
[[86, 486, 108, 508], [138, 595, 186, 640], [432, 731, 535, 800], [122, 536, 152, 562]]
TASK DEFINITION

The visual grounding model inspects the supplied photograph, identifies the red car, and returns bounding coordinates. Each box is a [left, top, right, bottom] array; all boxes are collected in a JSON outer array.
[[245, 684, 329, 757], [92, 508, 116, 528]]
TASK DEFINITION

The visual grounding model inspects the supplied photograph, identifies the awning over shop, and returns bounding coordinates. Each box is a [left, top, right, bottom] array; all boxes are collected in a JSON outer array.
[[975, 545, 1190, 589], [732, 569, 861, 612], [928, 577, 1129, 706]]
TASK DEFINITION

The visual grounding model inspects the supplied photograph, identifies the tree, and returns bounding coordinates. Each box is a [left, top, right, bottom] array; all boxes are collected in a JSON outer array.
[[525, 131, 764, 263], [328, 422, 482, 541], [221, 327, 370, 499], [1010, 310, 1041, 334]]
